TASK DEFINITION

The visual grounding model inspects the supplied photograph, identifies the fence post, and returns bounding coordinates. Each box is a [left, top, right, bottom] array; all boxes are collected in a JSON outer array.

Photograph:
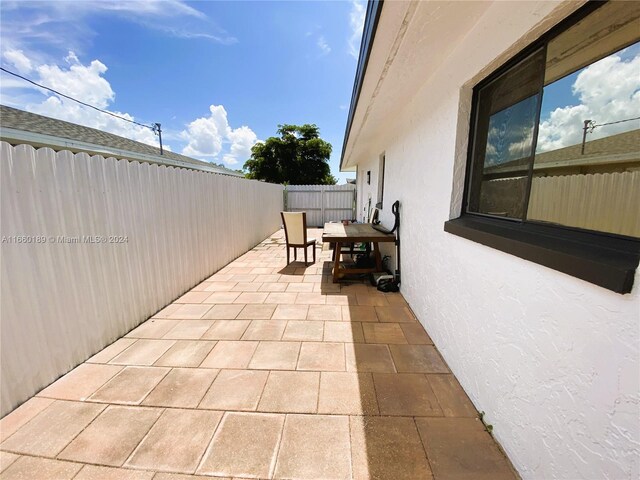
[[321, 186, 325, 225], [352, 187, 357, 221]]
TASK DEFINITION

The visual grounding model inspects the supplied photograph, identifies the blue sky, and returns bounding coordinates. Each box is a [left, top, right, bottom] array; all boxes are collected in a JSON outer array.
[[485, 41, 640, 165], [0, 0, 365, 181]]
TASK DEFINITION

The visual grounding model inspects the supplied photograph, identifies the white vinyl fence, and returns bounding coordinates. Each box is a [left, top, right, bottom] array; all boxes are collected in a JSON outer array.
[[0, 142, 283, 416], [284, 184, 356, 226], [528, 171, 640, 237]]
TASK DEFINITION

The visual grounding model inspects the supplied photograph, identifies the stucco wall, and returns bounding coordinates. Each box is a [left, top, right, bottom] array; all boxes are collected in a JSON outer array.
[[350, 2, 639, 479]]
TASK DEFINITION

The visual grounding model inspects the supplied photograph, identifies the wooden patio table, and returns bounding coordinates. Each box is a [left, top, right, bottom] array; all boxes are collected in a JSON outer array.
[[322, 222, 396, 283]]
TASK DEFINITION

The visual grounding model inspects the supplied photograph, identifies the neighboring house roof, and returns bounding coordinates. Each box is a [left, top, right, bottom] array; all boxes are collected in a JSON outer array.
[[0, 105, 242, 176], [485, 129, 640, 176]]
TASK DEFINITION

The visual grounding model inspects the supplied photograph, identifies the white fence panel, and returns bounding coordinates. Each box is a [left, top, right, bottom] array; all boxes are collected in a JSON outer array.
[[285, 184, 356, 226], [0, 142, 283, 416], [528, 171, 640, 237]]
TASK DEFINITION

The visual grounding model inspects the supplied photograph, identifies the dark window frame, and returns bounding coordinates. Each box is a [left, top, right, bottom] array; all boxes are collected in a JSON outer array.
[[445, 1, 640, 294], [376, 153, 386, 210]]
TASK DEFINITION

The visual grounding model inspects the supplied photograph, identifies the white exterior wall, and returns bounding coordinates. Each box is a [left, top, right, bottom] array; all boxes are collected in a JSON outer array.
[[349, 3, 639, 479], [0, 143, 283, 417]]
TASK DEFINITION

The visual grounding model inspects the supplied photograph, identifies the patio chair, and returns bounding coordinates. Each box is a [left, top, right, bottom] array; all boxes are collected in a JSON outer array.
[[281, 211, 316, 266]]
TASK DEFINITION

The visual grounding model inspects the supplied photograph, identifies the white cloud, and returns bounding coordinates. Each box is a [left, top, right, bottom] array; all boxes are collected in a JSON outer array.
[[536, 48, 640, 153], [181, 105, 258, 165], [224, 126, 258, 165], [3, 49, 33, 74], [348, 0, 366, 59], [2, 50, 161, 147], [317, 36, 331, 56], [0, 0, 235, 65], [35, 53, 114, 109]]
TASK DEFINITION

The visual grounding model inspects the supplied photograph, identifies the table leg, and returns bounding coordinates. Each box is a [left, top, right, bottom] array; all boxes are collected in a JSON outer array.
[[332, 242, 342, 283], [373, 242, 383, 272]]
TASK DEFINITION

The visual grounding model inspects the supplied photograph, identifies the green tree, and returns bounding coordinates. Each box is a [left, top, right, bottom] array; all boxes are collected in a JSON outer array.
[[243, 124, 336, 184]]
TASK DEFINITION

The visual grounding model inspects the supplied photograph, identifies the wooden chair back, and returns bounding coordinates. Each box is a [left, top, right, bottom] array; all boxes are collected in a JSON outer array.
[[281, 212, 308, 246]]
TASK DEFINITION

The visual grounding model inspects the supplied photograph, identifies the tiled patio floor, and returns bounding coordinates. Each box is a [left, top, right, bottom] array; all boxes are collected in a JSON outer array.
[[0, 229, 517, 479]]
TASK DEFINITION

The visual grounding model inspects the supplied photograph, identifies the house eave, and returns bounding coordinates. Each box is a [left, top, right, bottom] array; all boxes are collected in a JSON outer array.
[[340, 0, 384, 173]]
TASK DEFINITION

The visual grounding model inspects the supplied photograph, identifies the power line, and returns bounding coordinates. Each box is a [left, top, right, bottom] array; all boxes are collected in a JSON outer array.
[[592, 116, 640, 128], [0, 66, 153, 130]]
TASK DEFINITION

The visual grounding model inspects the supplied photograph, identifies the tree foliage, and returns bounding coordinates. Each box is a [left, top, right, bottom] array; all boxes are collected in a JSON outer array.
[[243, 124, 336, 185]]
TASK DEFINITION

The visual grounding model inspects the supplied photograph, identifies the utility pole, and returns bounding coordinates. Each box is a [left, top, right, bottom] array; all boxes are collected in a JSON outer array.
[[581, 119, 593, 155], [153, 123, 163, 155]]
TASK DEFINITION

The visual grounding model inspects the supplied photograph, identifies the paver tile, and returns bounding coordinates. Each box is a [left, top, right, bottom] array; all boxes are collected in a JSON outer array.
[[258, 371, 319, 413], [202, 320, 250, 340], [142, 368, 219, 408], [126, 320, 180, 339], [389, 345, 449, 373], [283, 320, 324, 341], [400, 323, 433, 344], [58, 405, 162, 466], [236, 304, 276, 319], [355, 294, 389, 307], [264, 292, 298, 305], [202, 304, 244, 319], [323, 322, 364, 343], [375, 306, 415, 323], [199, 370, 268, 411], [0, 397, 54, 441], [341, 306, 378, 322], [241, 320, 287, 341], [162, 320, 214, 340], [175, 291, 211, 304], [362, 323, 408, 344], [295, 293, 326, 305], [37, 363, 122, 401], [272, 305, 308, 320], [307, 305, 342, 321], [198, 412, 284, 479], [0, 400, 105, 456], [318, 372, 378, 415], [427, 374, 477, 417], [350, 416, 432, 479], [258, 282, 288, 292], [345, 344, 396, 373], [126, 409, 222, 473], [1, 457, 81, 480], [297, 342, 345, 371], [109, 340, 176, 366], [74, 465, 155, 480], [204, 282, 238, 292], [416, 418, 517, 480], [200, 341, 258, 369], [274, 414, 351, 480], [0, 452, 19, 473], [89, 366, 170, 405], [374, 373, 442, 416], [249, 341, 300, 370], [168, 304, 212, 319], [87, 338, 137, 363], [154, 340, 216, 367]]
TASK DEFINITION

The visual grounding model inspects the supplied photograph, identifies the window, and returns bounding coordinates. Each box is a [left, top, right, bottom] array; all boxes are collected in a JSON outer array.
[[446, 1, 640, 293], [377, 153, 386, 209]]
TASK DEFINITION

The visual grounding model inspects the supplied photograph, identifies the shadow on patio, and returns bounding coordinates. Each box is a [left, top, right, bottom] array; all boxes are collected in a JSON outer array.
[[0, 228, 517, 479]]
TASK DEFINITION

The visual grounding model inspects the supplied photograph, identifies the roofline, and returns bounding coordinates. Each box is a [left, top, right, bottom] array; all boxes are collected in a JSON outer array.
[[0, 126, 244, 177], [340, 0, 384, 172]]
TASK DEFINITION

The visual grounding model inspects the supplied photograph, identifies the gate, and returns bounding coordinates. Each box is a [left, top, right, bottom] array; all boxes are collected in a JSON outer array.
[[284, 184, 357, 227]]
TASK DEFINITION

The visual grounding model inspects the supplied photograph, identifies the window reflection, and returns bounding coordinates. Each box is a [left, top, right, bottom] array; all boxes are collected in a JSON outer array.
[[527, 41, 640, 237]]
